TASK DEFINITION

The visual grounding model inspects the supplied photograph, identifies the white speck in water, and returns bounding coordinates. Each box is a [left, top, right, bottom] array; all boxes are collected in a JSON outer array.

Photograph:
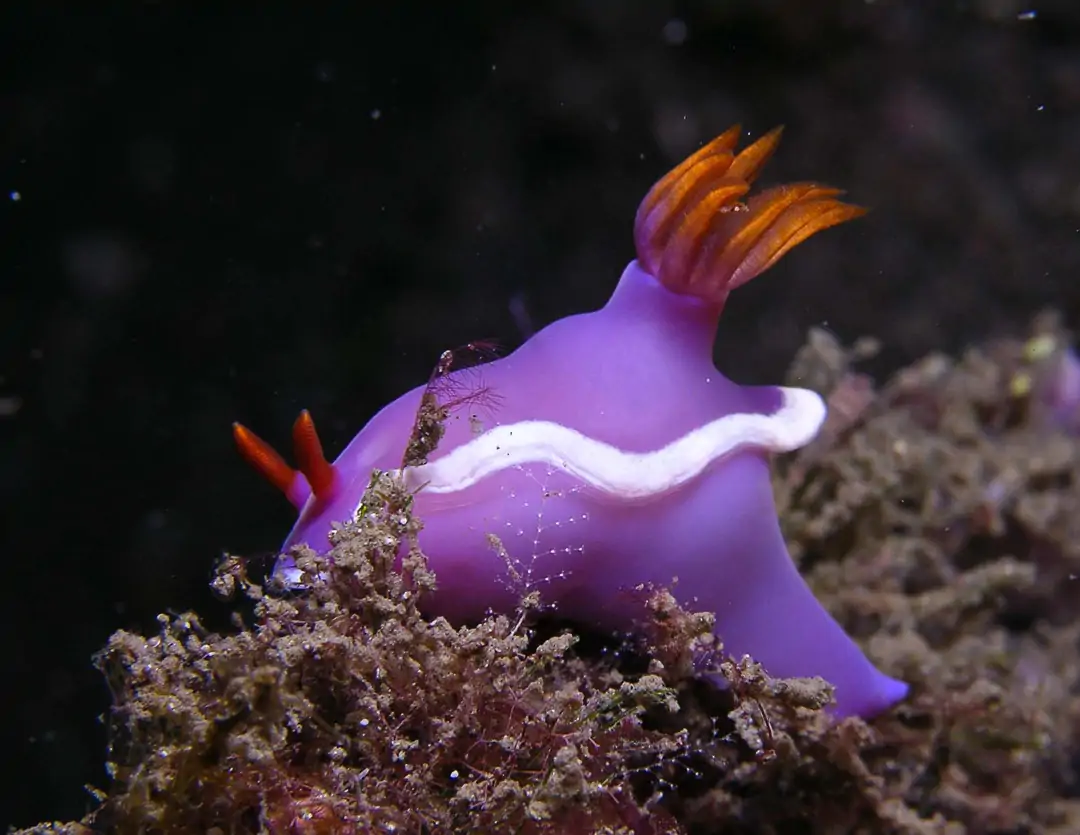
[[9, 191, 20, 201], [370, 108, 382, 120], [1017, 10, 1037, 20]]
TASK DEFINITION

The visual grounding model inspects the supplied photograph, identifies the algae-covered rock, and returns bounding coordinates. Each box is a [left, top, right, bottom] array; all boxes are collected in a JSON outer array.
[[15, 319, 1080, 834]]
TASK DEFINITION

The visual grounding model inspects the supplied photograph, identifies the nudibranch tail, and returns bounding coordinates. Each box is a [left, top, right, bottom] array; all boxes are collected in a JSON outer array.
[[634, 125, 867, 307], [232, 411, 336, 509]]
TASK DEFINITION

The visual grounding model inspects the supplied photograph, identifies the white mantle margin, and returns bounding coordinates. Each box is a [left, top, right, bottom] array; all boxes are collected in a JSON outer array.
[[399, 387, 826, 500]]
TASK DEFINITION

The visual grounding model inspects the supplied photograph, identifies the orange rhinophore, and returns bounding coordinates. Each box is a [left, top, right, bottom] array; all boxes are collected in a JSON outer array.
[[232, 422, 298, 497], [233, 410, 337, 509], [633, 124, 866, 308], [291, 409, 337, 500]]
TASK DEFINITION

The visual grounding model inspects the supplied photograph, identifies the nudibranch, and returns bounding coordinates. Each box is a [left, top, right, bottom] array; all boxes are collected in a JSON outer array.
[[234, 125, 909, 718]]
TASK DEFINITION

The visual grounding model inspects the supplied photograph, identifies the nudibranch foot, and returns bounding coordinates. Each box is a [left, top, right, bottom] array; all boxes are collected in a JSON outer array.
[[235, 124, 907, 720]]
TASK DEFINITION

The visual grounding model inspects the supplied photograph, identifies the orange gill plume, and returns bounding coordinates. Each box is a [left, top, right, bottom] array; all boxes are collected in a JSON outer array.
[[633, 124, 867, 307]]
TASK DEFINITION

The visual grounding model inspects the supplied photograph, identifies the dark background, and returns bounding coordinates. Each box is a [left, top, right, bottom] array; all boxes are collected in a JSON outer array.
[[3, 2, 1079, 827]]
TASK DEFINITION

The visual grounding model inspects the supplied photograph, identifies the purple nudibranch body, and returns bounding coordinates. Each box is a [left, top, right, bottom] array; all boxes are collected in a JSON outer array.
[[235, 126, 909, 718]]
